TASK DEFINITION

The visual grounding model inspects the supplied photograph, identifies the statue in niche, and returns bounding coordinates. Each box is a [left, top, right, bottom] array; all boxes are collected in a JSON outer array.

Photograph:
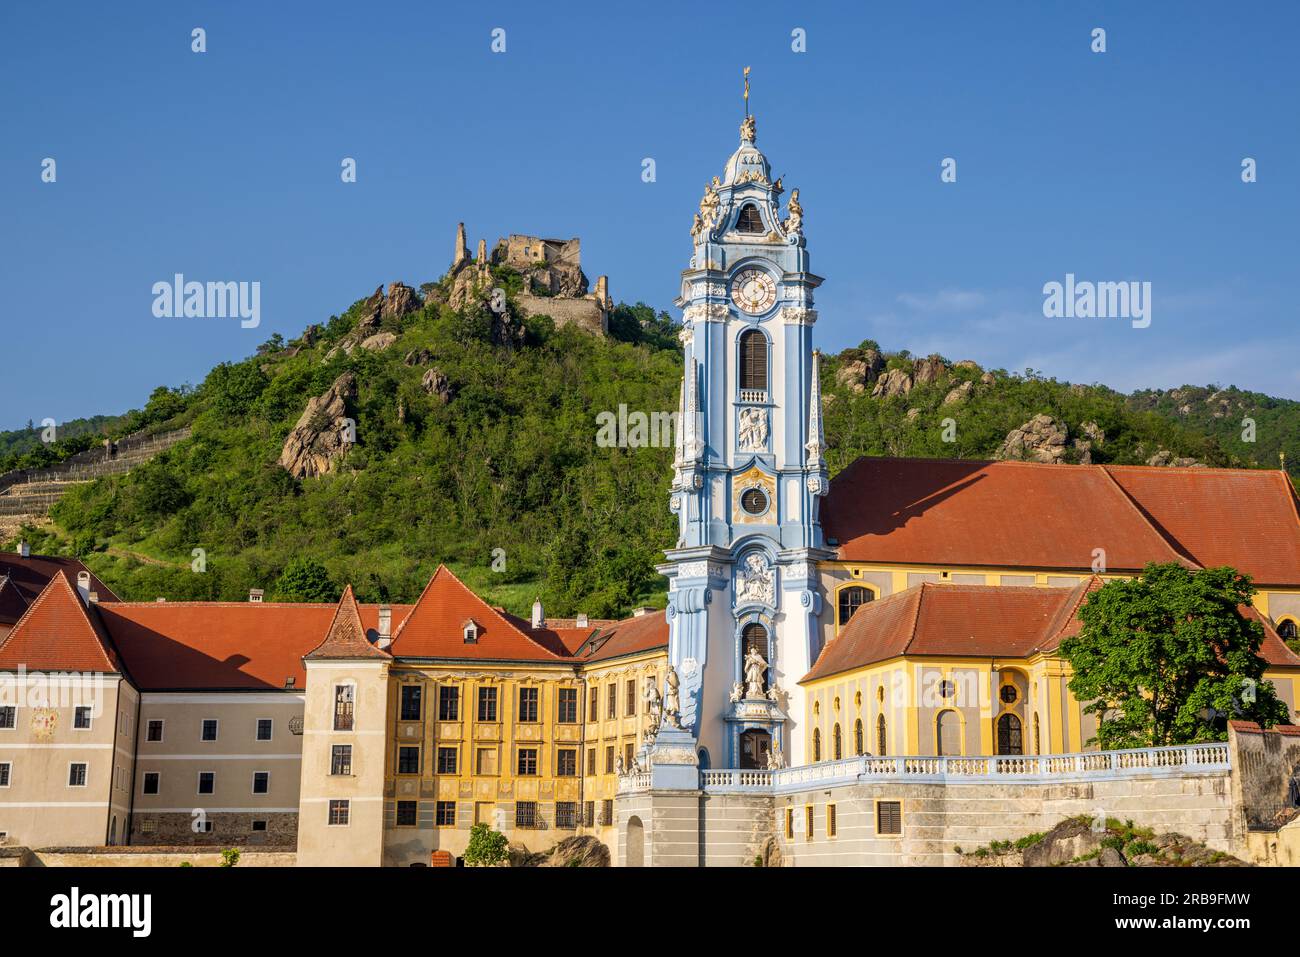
[[784, 188, 803, 237], [661, 667, 682, 730], [736, 553, 775, 606], [643, 676, 662, 737], [743, 645, 768, 699], [738, 407, 768, 451], [614, 753, 625, 778]]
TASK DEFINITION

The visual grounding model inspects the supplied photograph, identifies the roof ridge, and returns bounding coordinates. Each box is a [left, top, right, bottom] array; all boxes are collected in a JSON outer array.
[[1095, 464, 1202, 570], [0, 570, 121, 674], [304, 585, 390, 661]]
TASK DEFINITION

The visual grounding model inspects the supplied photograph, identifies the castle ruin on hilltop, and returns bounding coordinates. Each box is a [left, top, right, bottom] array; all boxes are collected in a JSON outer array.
[[447, 223, 611, 335]]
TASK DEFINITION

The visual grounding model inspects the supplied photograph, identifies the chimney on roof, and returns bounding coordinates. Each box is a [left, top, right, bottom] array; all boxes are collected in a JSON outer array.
[[531, 597, 545, 630], [632, 606, 653, 618], [249, 588, 264, 603], [75, 570, 91, 604], [18, 541, 30, 558], [576, 612, 589, 628], [88, 592, 99, 604], [377, 604, 393, 649]]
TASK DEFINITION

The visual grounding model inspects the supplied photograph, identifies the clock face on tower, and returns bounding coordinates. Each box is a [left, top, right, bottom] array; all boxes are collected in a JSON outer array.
[[732, 268, 778, 315]]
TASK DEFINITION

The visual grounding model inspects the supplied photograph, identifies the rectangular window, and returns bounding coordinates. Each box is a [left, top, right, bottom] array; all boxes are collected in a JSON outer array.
[[600, 799, 613, 827], [583, 801, 594, 827], [518, 687, 539, 723], [0, 762, 10, 788], [557, 748, 577, 777], [626, 679, 637, 716], [436, 801, 456, 826], [827, 803, 837, 838], [477, 687, 497, 722], [438, 686, 460, 721], [256, 718, 273, 741], [201, 718, 219, 741], [586, 748, 596, 776], [198, 771, 215, 795], [785, 807, 794, 840], [605, 746, 615, 774], [555, 801, 577, 830], [400, 685, 422, 721], [334, 685, 354, 731], [68, 763, 87, 788], [74, 705, 92, 730], [588, 687, 598, 721], [399, 746, 422, 775], [624, 741, 634, 768], [146, 719, 164, 742], [142, 771, 159, 795], [557, 687, 578, 724], [252, 771, 270, 795], [330, 744, 352, 776], [517, 748, 538, 776], [805, 805, 814, 840], [328, 799, 350, 826], [606, 684, 617, 719], [0, 706, 15, 729], [252, 820, 267, 833], [515, 801, 537, 829], [437, 747, 457, 775], [476, 747, 498, 776], [139, 820, 157, 834], [396, 800, 418, 826], [877, 800, 902, 836]]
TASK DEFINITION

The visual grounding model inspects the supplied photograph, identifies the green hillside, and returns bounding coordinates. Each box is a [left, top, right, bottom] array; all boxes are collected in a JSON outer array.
[[6, 273, 1296, 618]]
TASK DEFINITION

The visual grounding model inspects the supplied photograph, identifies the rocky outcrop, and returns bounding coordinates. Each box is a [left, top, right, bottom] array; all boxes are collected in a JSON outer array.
[[421, 368, 453, 403], [509, 835, 610, 867], [913, 354, 947, 386], [359, 331, 397, 352], [942, 381, 973, 406], [963, 817, 1247, 867], [871, 368, 913, 399], [835, 349, 885, 394], [279, 372, 357, 479], [995, 414, 1069, 464], [382, 282, 419, 319], [403, 348, 433, 367], [1145, 449, 1203, 468]]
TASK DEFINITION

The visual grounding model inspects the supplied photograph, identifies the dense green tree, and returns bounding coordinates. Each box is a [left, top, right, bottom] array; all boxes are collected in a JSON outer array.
[[463, 822, 508, 867], [271, 557, 338, 603], [1059, 563, 1290, 748]]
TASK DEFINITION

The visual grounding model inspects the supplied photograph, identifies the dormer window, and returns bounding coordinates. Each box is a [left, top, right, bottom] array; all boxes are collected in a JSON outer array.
[[463, 620, 480, 644], [736, 204, 764, 234]]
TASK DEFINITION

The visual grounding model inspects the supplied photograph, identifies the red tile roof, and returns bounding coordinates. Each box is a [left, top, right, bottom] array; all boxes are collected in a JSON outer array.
[[802, 578, 1300, 683], [389, 565, 568, 662], [0, 552, 118, 625], [824, 457, 1300, 584], [579, 609, 669, 662], [1102, 465, 1300, 586], [0, 571, 121, 674], [305, 585, 391, 661], [95, 601, 408, 691]]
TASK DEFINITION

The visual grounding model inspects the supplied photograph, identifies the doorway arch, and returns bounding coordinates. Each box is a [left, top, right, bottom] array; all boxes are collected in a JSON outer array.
[[997, 713, 1024, 755], [625, 816, 644, 867]]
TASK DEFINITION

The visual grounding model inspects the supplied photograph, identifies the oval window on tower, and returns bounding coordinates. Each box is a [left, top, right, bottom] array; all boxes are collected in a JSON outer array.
[[740, 487, 768, 515]]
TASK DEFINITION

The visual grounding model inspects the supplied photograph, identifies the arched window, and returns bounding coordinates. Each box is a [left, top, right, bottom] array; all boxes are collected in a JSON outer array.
[[1279, 619, 1298, 642], [832, 723, 842, 760], [739, 329, 768, 392], [837, 585, 873, 628], [854, 718, 864, 756], [997, 713, 1023, 756], [812, 728, 822, 762], [876, 714, 887, 756], [936, 710, 960, 756], [1033, 713, 1041, 755], [736, 203, 764, 234], [741, 622, 769, 692]]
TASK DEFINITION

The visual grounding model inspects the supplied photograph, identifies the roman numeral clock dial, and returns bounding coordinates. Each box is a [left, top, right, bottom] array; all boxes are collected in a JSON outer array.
[[732, 268, 777, 315]]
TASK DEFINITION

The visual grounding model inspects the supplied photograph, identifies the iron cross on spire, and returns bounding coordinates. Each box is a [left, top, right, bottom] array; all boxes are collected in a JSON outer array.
[[743, 66, 751, 116]]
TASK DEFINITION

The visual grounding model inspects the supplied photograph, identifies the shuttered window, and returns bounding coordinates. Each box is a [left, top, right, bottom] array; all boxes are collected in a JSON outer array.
[[876, 800, 902, 835], [739, 330, 768, 390]]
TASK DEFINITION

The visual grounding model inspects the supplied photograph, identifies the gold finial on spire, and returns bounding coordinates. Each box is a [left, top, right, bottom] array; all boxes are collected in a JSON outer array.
[[743, 66, 751, 116]]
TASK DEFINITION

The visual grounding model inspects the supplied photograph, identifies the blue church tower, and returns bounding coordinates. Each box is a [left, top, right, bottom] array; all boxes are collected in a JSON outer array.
[[660, 104, 832, 771]]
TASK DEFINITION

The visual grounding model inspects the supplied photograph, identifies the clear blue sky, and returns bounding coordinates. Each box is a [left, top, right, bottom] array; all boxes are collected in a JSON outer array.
[[3, 0, 1297, 430]]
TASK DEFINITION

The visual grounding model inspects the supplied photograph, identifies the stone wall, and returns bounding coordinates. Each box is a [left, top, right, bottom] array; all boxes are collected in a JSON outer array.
[[516, 293, 608, 335], [129, 811, 298, 847], [30, 847, 296, 867]]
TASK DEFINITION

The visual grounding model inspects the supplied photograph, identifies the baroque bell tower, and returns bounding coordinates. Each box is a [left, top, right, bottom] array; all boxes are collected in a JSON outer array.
[[660, 86, 831, 770]]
